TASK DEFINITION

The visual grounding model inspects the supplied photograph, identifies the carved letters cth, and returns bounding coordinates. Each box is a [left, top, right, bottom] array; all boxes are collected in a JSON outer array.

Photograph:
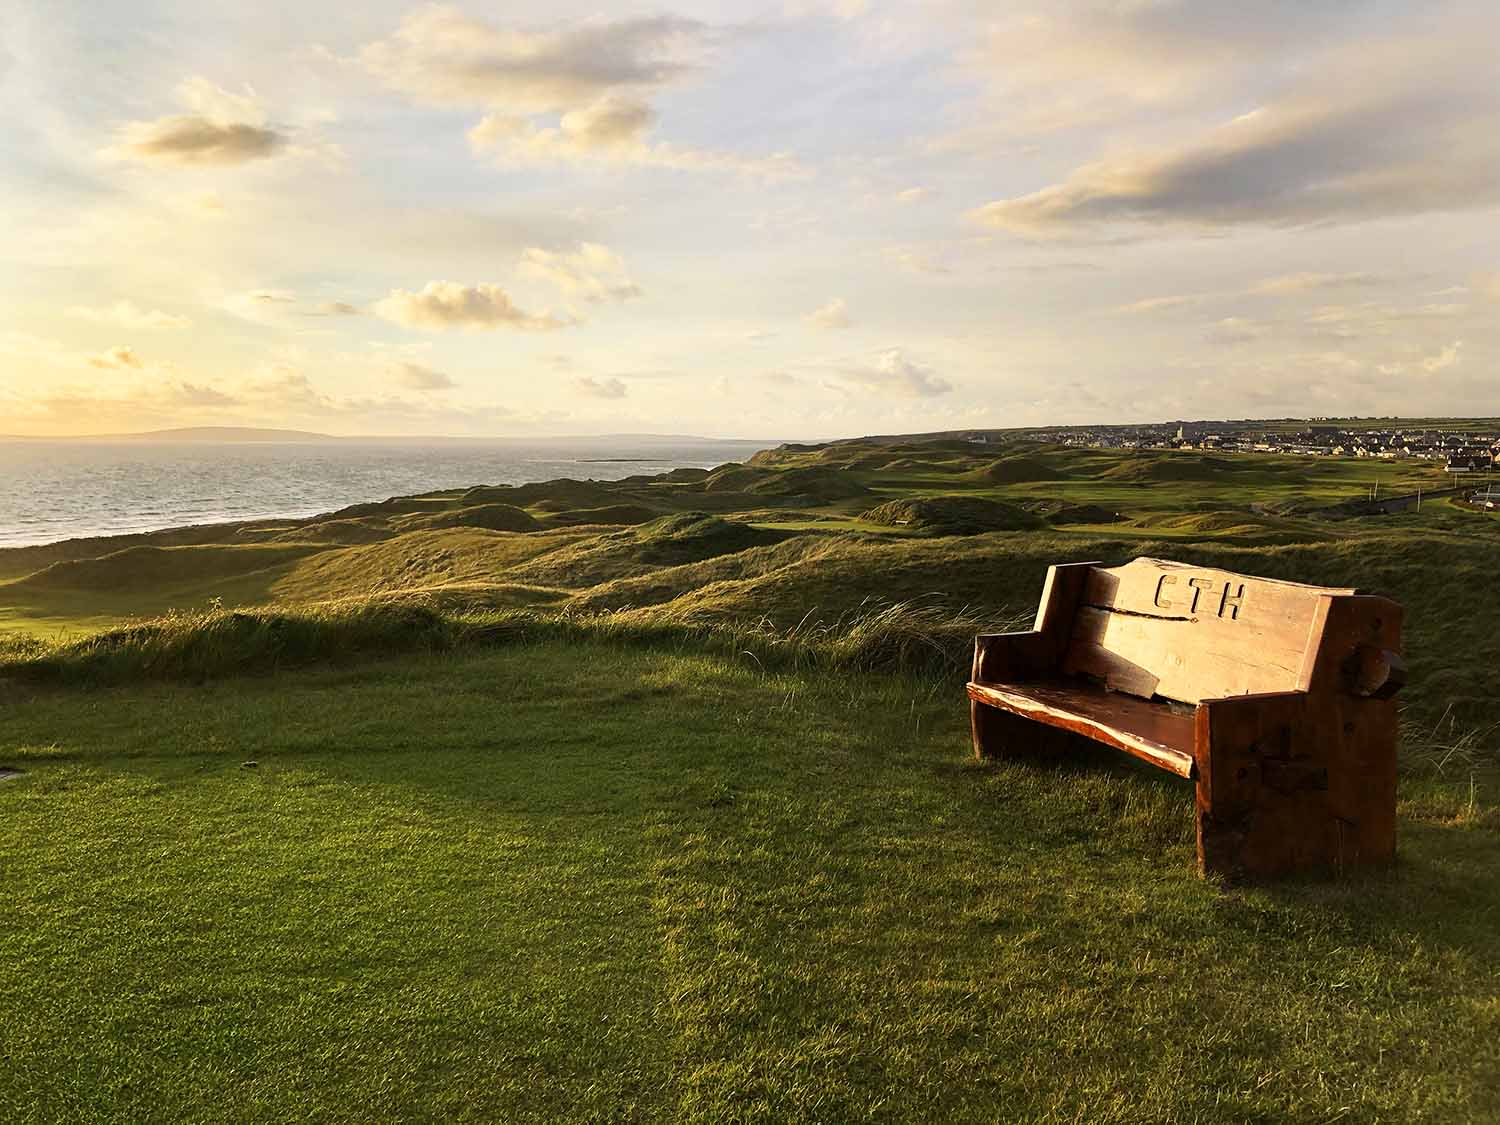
[[1153, 574, 1247, 620]]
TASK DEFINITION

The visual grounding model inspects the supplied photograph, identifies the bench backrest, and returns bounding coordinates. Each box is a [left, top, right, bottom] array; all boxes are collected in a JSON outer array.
[[1054, 558, 1358, 704]]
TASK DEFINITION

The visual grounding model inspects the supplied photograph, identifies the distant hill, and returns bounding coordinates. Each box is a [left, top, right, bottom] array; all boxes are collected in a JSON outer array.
[[123, 427, 337, 443], [0, 427, 778, 446], [0, 426, 337, 444]]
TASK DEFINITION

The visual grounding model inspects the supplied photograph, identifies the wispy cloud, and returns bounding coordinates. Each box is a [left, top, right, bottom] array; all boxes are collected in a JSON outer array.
[[1206, 317, 1263, 345], [86, 345, 143, 369], [306, 301, 361, 317], [391, 360, 455, 390], [373, 281, 566, 332], [1117, 295, 1198, 314], [69, 300, 190, 330], [832, 348, 951, 397], [805, 298, 851, 330], [520, 243, 641, 303], [573, 375, 628, 399], [1249, 272, 1381, 295]]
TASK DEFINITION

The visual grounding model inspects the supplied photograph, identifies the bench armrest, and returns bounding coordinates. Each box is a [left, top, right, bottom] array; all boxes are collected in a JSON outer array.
[[972, 631, 1062, 683]]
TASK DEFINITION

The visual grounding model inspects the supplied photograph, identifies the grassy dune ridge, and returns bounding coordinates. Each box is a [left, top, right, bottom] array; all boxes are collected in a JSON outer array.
[[1, 435, 1495, 735], [2, 437, 1498, 1120]]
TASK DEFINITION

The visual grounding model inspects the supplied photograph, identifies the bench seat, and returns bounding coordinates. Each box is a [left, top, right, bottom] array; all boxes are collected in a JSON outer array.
[[965, 680, 1197, 778]]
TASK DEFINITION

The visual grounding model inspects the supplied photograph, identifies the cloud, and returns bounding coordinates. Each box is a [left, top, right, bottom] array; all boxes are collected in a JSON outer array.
[[28, 380, 241, 424], [573, 375, 628, 399], [0, 331, 68, 361], [107, 78, 286, 166], [367, 8, 797, 175], [1374, 340, 1466, 378], [362, 8, 708, 112], [972, 36, 1500, 233], [1206, 317, 1262, 345], [306, 301, 361, 317], [225, 291, 362, 322], [833, 349, 951, 397], [373, 281, 565, 331], [87, 345, 143, 369], [391, 360, 455, 391], [952, 1, 1361, 138], [223, 289, 301, 324], [1304, 300, 1469, 339], [1422, 341, 1464, 375], [1250, 272, 1381, 295], [894, 187, 929, 203], [884, 247, 952, 275], [68, 300, 190, 330], [468, 101, 802, 175], [520, 243, 641, 302], [1117, 295, 1198, 314], [805, 298, 851, 330], [471, 95, 655, 159], [169, 381, 239, 407]]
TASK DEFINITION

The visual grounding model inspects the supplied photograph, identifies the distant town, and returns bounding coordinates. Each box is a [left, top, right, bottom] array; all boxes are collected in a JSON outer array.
[[1020, 420, 1499, 474]]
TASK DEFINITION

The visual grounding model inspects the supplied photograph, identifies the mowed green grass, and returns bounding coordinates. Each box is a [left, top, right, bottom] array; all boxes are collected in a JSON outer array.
[[2, 641, 1497, 1122]]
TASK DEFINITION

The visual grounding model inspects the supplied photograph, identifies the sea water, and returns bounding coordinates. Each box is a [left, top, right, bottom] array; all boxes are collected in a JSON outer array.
[[0, 437, 768, 549]]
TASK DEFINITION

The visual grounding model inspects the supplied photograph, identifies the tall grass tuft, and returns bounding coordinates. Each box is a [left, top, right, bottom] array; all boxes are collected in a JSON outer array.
[[0, 595, 1026, 687], [1401, 707, 1500, 777]]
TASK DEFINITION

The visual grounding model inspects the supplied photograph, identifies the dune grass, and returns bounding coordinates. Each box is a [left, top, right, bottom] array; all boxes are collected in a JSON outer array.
[[0, 595, 1014, 688], [2, 640, 1497, 1122]]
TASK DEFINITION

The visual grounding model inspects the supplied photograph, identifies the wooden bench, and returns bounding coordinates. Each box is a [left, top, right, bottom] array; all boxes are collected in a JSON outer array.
[[968, 558, 1405, 879]]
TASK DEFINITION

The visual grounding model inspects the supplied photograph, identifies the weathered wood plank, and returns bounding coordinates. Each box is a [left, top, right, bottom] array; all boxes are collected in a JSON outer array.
[[967, 680, 1197, 778], [1060, 557, 1355, 705]]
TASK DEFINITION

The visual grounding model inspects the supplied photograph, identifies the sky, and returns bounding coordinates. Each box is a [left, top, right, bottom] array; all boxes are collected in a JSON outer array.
[[2, 0, 1498, 439]]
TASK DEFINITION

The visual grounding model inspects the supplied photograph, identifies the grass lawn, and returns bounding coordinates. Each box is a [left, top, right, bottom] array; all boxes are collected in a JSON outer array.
[[2, 641, 1496, 1122]]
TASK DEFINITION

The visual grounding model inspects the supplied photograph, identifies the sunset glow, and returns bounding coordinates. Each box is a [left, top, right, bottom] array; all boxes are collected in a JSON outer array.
[[4, 1, 1497, 437]]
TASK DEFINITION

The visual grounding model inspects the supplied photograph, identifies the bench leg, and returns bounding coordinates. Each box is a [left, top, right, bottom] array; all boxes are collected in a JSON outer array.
[[971, 700, 1080, 762], [970, 699, 1006, 760]]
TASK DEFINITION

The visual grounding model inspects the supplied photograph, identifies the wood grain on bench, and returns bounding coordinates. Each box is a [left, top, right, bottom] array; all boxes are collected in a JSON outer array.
[[967, 680, 1196, 778]]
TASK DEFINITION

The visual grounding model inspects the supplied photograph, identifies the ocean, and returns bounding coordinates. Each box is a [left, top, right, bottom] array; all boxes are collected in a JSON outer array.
[[0, 437, 770, 549]]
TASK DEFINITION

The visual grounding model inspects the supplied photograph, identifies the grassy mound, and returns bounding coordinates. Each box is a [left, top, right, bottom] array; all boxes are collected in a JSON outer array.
[[1098, 452, 1254, 482], [565, 536, 836, 614], [962, 454, 1069, 484], [745, 465, 871, 501], [397, 503, 541, 533], [461, 479, 623, 508], [269, 518, 395, 545], [863, 495, 1044, 536], [701, 464, 771, 492], [538, 503, 662, 527], [8, 544, 317, 595], [264, 528, 583, 604], [503, 513, 782, 588], [629, 513, 780, 563]]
